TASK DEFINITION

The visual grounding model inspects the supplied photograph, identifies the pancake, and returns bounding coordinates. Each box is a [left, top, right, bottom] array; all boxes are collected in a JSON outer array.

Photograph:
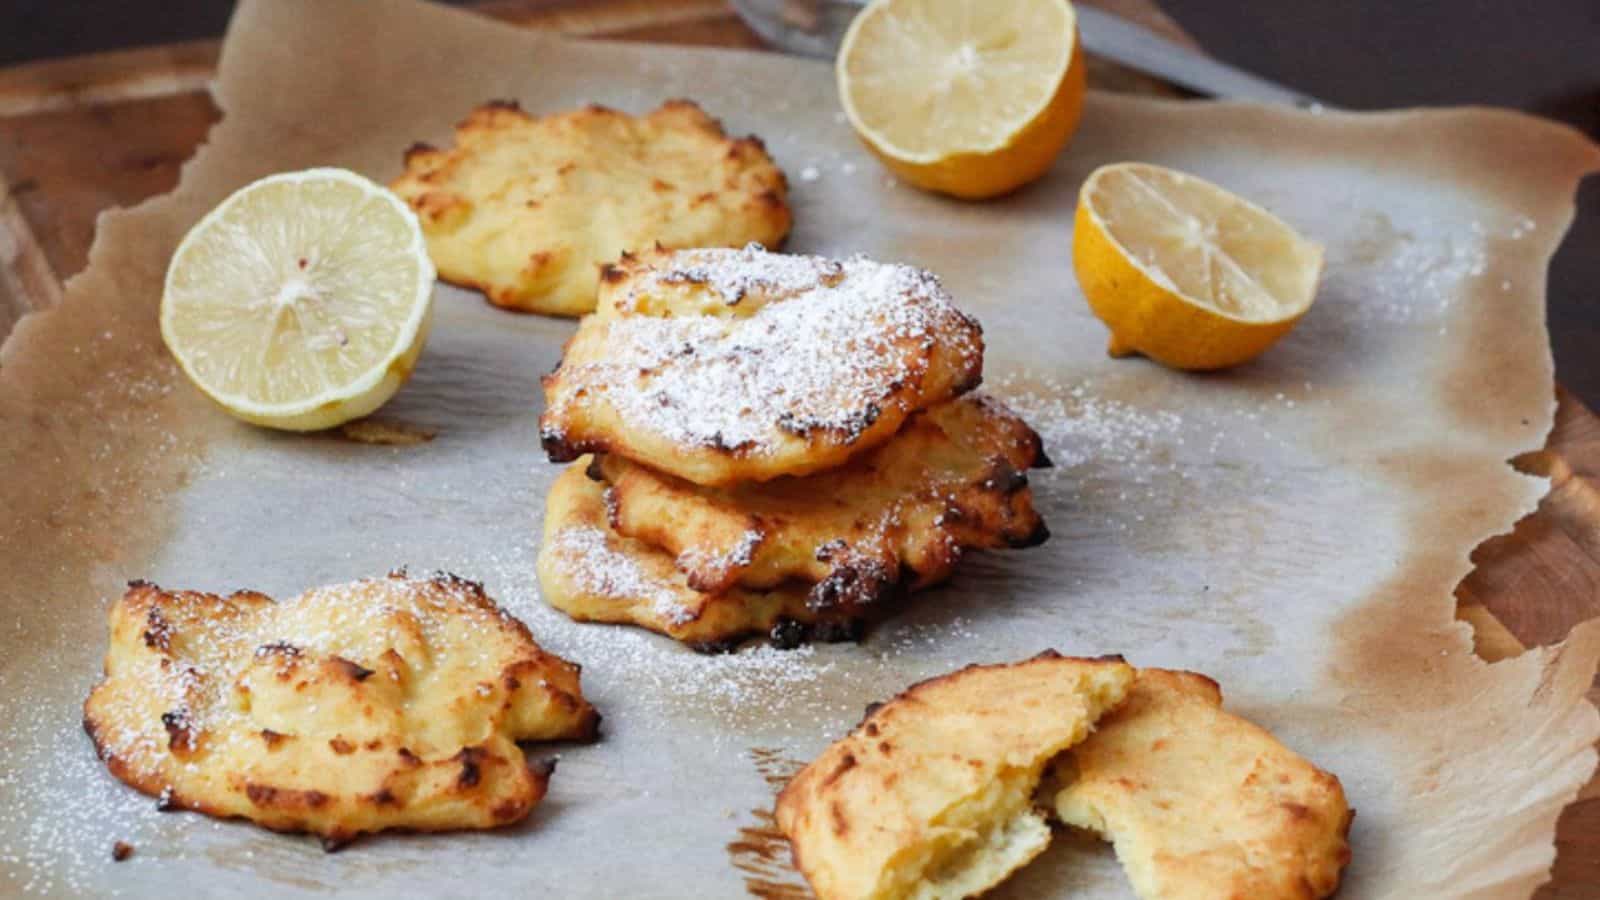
[[392, 99, 790, 316], [776, 652, 1135, 900], [537, 461, 872, 652], [541, 245, 984, 486], [84, 574, 597, 849]]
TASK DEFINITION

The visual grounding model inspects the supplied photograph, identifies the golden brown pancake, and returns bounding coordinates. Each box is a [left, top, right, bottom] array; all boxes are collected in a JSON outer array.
[[1048, 669, 1353, 900], [776, 653, 1136, 900], [595, 393, 1048, 604], [541, 245, 985, 486], [84, 574, 597, 848], [392, 100, 790, 316], [537, 461, 871, 652]]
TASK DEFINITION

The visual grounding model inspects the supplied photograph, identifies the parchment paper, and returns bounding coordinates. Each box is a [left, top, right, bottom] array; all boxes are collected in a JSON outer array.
[[2, 1, 1598, 897]]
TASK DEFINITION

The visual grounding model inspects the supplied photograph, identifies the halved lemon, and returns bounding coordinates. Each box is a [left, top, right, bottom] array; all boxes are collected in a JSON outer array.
[[1073, 162, 1323, 371], [161, 168, 435, 430], [837, 0, 1086, 199]]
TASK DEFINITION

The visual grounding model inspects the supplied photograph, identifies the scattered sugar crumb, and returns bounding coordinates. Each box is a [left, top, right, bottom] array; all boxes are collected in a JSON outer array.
[[547, 523, 694, 626], [990, 373, 1183, 470], [1336, 212, 1541, 324]]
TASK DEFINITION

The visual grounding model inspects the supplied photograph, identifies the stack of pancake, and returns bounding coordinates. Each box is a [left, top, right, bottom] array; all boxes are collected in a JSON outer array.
[[535, 244, 1052, 651]]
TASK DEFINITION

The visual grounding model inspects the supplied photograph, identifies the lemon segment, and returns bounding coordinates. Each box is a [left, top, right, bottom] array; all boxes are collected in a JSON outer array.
[[1073, 162, 1322, 371], [161, 168, 435, 430], [837, 0, 1086, 199]]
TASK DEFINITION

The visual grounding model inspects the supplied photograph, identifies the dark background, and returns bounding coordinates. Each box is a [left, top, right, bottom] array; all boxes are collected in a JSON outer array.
[[5, 0, 1596, 404]]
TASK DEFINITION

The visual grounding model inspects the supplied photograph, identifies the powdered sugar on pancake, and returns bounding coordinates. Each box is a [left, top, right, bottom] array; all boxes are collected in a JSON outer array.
[[546, 246, 983, 456], [642, 243, 847, 307], [546, 521, 696, 626]]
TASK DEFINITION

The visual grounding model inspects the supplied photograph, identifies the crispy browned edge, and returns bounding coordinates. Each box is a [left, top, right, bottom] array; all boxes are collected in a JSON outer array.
[[82, 572, 600, 851], [555, 459, 882, 654], [589, 400, 1052, 610]]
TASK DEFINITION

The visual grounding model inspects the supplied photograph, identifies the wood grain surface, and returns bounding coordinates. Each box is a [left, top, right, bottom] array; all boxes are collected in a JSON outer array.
[[0, 1, 1595, 895]]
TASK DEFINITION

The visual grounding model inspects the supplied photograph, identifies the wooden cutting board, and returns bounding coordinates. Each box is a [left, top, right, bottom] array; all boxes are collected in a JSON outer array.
[[0, 1, 1595, 894]]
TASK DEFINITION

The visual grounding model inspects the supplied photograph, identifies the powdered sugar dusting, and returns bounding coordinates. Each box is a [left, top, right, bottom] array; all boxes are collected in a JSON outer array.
[[547, 523, 694, 626], [467, 542, 843, 727], [0, 650, 161, 896], [550, 246, 982, 455], [445, 536, 994, 745], [1327, 212, 1543, 326], [640, 243, 844, 306], [677, 529, 761, 580], [991, 373, 1184, 470]]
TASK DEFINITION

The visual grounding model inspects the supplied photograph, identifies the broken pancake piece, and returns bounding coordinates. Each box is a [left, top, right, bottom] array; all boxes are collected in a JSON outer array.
[[776, 652, 1135, 900], [596, 393, 1049, 600], [540, 244, 984, 486], [538, 461, 872, 651], [392, 100, 790, 316], [1047, 669, 1353, 900], [84, 573, 598, 848]]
